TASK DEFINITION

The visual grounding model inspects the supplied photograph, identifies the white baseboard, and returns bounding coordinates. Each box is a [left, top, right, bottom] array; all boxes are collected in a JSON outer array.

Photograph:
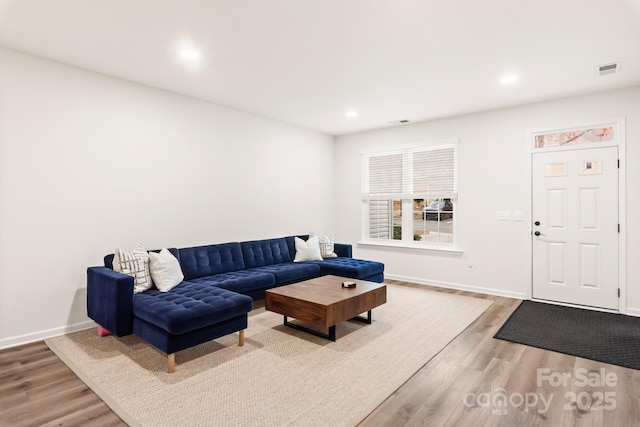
[[2, 290, 637, 351], [0, 320, 96, 350], [385, 274, 527, 300], [386, 274, 640, 315], [625, 307, 640, 317]]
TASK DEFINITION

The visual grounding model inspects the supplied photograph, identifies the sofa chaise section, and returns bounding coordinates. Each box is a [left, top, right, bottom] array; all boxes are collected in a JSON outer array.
[[87, 264, 253, 373], [313, 257, 384, 283], [133, 282, 253, 372]]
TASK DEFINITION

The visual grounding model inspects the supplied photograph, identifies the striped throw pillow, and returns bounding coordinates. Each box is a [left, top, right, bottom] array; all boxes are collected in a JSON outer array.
[[113, 243, 153, 293], [309, 232, 338, 259]]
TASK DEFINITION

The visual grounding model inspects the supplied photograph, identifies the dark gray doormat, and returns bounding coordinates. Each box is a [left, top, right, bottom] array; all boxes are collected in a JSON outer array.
[[494, 300, 640, 370]]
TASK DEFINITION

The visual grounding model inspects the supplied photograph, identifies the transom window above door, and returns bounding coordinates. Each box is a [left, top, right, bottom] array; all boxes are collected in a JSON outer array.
[[533, 125, 615, 149]]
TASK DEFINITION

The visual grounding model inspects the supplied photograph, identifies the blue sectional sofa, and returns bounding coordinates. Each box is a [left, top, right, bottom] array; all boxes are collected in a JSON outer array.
[[87, 235, 384, 372]]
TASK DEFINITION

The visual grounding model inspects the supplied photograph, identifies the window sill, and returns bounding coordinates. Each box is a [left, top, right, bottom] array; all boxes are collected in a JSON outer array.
[[357, 240, 463, 255]]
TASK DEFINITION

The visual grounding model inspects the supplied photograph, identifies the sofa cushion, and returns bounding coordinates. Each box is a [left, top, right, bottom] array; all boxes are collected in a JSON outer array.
[[309, 231, 338, 258], [178, 242, 245, 281], [113, 244, 153, 294], [284, 235, 307, 259], [149, 248, 184, 292], [241, 238, 292, 268], [293, 236, 323, 262], [133, 283, 253, 335], [104, 248, 180, 270], [248, 262, 321, 285], [313, 257, 384, 280], [188, 270, 276, 294]]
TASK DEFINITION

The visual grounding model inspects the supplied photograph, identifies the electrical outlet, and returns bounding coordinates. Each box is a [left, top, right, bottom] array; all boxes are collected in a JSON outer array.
[[496, 210, 511, 221]]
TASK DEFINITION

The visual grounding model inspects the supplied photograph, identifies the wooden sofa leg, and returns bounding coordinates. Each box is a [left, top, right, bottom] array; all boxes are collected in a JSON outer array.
[[239, 329, 245, 346], [168, 353, 175, 373]]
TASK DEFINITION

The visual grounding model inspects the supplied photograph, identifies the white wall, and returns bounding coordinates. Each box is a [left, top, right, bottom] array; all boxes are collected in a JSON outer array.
[[2, 47, 639, 349], [0, 48, 336, 348], [336, 86, 640, 313]]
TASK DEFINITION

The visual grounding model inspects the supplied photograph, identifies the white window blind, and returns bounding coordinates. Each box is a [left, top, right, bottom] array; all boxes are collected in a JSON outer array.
[[361, 144, 458, 200], [368, 199, 391, 239]]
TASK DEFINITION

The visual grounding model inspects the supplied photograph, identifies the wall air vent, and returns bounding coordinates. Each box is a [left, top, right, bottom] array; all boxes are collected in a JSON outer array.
[[388, 119, 410, 125], [597, 62, 620, 76]]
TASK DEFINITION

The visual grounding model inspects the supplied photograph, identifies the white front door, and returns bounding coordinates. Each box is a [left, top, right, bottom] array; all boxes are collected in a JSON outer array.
[[532, 146, 619, 310]]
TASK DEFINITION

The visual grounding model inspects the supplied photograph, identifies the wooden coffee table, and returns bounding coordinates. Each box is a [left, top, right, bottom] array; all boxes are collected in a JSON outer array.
[[265, 275, 386, 341]]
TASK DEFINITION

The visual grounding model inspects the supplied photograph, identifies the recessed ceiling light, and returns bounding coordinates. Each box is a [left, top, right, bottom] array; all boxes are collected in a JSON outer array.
[[179, 49, 201, 61], [500, 74, 518, 84], [345, 111, 358, 119]]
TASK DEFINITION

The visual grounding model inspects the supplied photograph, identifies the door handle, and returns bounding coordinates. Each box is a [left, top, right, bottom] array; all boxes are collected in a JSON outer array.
[[534, 231, 545, 236]]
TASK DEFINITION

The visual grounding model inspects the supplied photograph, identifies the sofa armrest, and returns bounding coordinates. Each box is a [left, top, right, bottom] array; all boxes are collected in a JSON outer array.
[[334, 243, 352, 258], [87, 267, 134, 336]]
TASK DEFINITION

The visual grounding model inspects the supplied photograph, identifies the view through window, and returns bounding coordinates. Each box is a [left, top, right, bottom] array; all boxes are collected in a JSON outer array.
[[362, 141, 457, 245]]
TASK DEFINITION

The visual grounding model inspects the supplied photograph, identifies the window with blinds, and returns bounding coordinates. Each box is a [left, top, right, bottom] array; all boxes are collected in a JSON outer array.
[[361, 141, 458, 245]]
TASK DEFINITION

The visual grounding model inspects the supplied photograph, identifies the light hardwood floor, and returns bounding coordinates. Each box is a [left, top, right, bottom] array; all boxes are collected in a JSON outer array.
[[1, 280, 639, 427]]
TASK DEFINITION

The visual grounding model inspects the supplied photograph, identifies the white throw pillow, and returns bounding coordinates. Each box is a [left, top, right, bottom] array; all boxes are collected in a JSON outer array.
[[148, 248, 184, 292], [293, 235, 323, 262], [112, 243, 153, 293], [309, 231, 338, 258]]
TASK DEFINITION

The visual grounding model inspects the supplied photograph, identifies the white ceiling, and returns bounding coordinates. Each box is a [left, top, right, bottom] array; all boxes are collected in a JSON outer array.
[[1, 0, 640, 136]]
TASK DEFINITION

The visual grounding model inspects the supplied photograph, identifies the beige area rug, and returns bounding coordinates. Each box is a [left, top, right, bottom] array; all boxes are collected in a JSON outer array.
[[46, 283, 492, 427]]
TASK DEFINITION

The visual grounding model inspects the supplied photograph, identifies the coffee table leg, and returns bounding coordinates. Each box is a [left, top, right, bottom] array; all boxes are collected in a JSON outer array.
[[351, 310, 372, 324], [284, 316, 336, 341], [282, 310, 373, 341]]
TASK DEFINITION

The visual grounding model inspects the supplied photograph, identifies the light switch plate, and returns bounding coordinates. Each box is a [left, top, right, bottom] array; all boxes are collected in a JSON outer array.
[[513, 211, 525, 221], [497, 210, 511, 221]]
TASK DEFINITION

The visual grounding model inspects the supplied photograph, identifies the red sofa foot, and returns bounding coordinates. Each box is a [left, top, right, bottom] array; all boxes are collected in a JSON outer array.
[[97, 325, 112, 337]]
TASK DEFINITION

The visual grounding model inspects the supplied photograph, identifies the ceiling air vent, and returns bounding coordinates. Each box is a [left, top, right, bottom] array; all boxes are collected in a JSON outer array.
[[597, 62, 620, 76], [388, 119, 410, 125]]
